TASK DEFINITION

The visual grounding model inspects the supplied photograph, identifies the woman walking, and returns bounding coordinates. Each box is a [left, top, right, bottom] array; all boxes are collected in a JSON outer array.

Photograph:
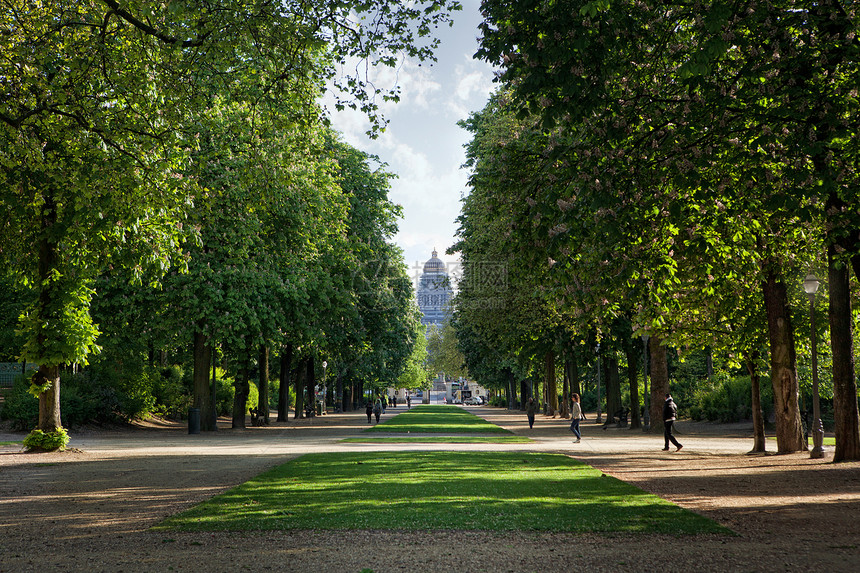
[[570, 393, 583, 443]]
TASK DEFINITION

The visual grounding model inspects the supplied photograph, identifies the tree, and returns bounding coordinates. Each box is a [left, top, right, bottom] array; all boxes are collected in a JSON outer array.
[[1, 0, 460, 443], [476, 1, 860, 456], [398, 324, 431, 390], [426, 320, 467, 380]]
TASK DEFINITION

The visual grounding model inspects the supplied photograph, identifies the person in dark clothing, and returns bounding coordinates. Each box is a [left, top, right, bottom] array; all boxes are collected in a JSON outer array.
[[373, 400, 382, 423], [366, 401, 373, 423], [662, 393, 683, 451], [407, 395, 412, 409], [526, 397, 537, 429]]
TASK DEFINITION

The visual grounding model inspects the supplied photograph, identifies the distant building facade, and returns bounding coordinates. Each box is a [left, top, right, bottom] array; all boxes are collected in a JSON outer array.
[[416, 249, 452, 327]]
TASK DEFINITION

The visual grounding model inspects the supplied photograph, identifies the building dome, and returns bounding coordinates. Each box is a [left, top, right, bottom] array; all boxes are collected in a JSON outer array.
[[423, 249, 446, 273], [417, 249, 452, 327]]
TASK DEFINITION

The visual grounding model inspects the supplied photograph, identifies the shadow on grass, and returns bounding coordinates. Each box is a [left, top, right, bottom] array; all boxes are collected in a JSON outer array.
[[153, 451, 730, 535]]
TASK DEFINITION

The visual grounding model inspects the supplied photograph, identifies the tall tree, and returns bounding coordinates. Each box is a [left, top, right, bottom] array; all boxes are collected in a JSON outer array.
[[1, 0, 461, 443]]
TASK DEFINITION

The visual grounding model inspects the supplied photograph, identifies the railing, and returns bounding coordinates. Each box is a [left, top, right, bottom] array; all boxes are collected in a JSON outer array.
[[0, 363, 37, 388]]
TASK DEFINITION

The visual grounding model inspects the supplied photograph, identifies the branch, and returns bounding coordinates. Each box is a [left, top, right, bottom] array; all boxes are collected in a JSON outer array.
[[99, 0, 210, 47]]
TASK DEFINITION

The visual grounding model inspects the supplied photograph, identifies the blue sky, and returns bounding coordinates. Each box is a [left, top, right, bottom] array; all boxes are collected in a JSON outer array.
[[327, 1, 496, 287]]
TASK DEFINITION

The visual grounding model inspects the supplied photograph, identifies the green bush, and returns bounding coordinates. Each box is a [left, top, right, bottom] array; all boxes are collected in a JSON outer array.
[[23, 427, 70, 451], [688, 373, 774, 423], [213, 373, 259, 416], [151, 366, 191, 419], [0, 375, 38, 430], [1, 369, 161, 429], [489, 395, 508, 407]]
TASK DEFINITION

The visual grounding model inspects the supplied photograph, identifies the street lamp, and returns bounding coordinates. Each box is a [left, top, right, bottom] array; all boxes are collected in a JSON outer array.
[[802, 274, 825, 459]]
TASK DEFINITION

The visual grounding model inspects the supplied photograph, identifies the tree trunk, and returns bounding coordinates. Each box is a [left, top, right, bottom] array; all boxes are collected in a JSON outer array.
[[546, 351, 558, 417], [561, 355, 571, 419], [277, 344, 293, 422], [306, 355, 316, 414], [649, 336, 669, 433], [746, 352, 766, 453], [258, 344, 269, 424], [829, 243, 860, 461], [761, 270, 805, 453], [604, 352, 622, 423], [336, 368, 344, 412], [293, 359, 306, 419], [33, 192, 63, 433], [232, 356, 250, 429], [35, 365, 61, 432], [519, 377, 527, 410], [624, 338, 641, 429], [570, 353, 581, 397], [193, 330, 216, 431]]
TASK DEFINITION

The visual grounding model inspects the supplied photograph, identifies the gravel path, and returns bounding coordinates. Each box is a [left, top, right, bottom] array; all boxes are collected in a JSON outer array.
[[1, 407, 859, 572]]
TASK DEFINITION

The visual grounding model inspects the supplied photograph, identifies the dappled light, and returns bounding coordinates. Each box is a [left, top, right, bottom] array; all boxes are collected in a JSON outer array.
[[155, 451, 725, 534]]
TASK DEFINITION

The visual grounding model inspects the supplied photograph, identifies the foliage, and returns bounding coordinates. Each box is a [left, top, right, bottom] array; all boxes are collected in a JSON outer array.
[[425, 320, 467, 379], [688, 374, 774, 424], [489, 395, 509, 408], [0, 0, 460, 435], [397, 324, 432, 390], [0, 376, 38, 430], [153, 451, 729, 534], [470, 0, 860, 455], [22, 427, 70, 452], [207, 370, 259, 417], [1, 368, 190, 428]]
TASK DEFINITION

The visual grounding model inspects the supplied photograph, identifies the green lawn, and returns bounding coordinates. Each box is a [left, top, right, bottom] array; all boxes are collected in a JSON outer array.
[[343, 436, 532, 444], [365, 404, 511, 434], [0, 441, 21, 446], [768, 436, 836, 446], [153, 451, 730, 535]]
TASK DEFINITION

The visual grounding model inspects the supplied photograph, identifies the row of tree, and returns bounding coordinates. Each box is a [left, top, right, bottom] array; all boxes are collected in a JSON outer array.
[[449, 0, 859, 460], [0, 1, 459, 441]]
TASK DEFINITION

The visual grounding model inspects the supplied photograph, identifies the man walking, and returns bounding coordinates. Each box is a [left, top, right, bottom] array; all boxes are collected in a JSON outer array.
[[662, 393, 683, 451]]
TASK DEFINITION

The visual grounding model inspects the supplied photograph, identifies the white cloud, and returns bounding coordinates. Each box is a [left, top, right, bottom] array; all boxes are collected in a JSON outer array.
[[322, 1, 495, 281]]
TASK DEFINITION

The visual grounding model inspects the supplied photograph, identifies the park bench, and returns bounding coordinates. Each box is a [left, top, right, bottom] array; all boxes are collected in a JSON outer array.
[[248, 407, 266, 426]]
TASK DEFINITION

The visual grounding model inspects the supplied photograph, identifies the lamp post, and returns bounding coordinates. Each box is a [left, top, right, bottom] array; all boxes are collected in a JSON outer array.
[[802, 274, 825, 459]]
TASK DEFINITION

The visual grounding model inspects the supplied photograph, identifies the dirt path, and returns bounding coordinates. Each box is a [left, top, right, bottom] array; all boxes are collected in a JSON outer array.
[[1, 407, 858, 572]]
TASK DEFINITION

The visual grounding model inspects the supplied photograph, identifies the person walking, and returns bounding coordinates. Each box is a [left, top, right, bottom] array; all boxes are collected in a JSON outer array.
[[373, 399, 382, 423], [662, 393, 683, 451], [407, 395, 412, 409], [365, 400, 373, 424], [570, 393, 583, 443], [526, 397, 537, 429]]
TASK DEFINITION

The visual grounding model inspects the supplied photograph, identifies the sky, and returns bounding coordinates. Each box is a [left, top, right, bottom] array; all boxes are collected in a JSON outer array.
[[326, 1, 496, 288]]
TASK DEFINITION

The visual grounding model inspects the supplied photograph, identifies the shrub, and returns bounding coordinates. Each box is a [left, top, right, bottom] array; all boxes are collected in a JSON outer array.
[[0, 375, 38, 430], [688, 373, 774, 423], [151, 366, 191, 419], [23, 427, 70, 451], [489, 395, 507, 407], [213, 373, 259, 416]]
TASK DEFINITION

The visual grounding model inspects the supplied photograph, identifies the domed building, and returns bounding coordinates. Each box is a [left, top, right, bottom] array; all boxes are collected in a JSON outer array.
[[417, 249, 452, 327]]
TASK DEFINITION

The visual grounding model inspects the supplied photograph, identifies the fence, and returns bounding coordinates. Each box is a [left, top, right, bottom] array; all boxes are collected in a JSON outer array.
[[0, 363, 37, 388]]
